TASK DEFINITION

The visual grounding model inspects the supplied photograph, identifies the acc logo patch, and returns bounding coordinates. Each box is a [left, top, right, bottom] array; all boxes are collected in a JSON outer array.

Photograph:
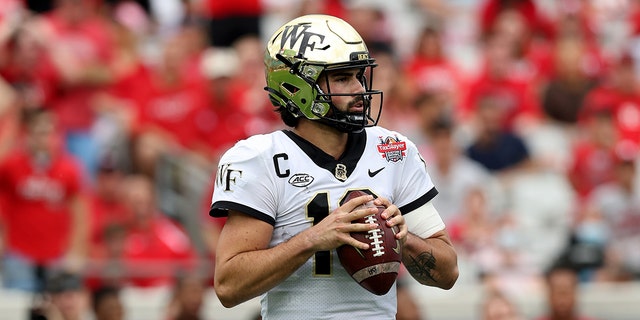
[[377, 136, 407, 162], [288, 173, 314, 187]]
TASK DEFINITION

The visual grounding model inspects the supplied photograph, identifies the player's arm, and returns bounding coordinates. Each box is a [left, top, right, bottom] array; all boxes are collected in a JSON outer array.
[[213, 195, 379, 308], [401, 202, 458, 289]]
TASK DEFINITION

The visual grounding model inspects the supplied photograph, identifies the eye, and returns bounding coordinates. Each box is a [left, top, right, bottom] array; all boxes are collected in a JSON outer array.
[[334, 76, 349, 83]]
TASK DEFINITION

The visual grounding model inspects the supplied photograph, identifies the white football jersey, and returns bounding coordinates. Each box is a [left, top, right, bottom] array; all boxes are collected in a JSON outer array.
[[210, 127, 443, 320]]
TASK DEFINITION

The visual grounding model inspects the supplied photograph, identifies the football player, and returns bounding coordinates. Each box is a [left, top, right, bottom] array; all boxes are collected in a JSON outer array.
[[210, 14, 459, 319]]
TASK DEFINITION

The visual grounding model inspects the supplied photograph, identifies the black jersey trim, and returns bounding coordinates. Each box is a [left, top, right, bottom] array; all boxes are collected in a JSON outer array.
[[281, 130, 366, 181], [210, 201, 276, 226], [399, 187, 439, 216]]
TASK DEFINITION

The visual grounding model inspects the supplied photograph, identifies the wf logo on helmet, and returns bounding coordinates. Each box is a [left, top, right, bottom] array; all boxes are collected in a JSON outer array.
[[279, 23, 329, 57], [377, 136, 407, 162]]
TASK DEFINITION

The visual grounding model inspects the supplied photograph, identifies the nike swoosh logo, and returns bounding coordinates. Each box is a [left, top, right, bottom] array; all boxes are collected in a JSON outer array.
[[392, 240, 401, 254], [391, 227, 401, 254], [368, 167, 385, 177]]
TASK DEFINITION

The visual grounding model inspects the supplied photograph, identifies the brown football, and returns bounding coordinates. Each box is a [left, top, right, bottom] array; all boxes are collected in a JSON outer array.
[[337, 190, 402, 295]]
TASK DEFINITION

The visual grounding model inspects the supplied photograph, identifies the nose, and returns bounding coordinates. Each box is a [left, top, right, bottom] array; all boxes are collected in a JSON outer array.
[[350, 76, 366, 94]]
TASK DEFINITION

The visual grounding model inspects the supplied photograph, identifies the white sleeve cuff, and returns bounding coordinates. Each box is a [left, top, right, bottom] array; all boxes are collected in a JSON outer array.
[[403, 201, 445, 238]]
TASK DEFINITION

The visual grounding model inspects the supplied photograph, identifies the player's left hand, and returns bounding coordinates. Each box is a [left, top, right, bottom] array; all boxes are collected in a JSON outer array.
[[373, 197, 407, 245]]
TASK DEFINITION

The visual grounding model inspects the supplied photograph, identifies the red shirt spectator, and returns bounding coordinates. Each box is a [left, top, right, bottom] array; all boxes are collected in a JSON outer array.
[[123, 216, 196, 287], [404, 27, 467, 109], [462, 71, 539, 131], [194, 78, 255, 159], [88, 169, 129, 246], [569, 107, 620, 199], [132, 33, 210, 151], [582, 55, 640, 145], [41, 1, 116, 132], [0, 148, 83, 262], [568, 140, 617, 199], [119, 175, 197, 288], [0, 109, 87, 264], [136, 74, 209, 150], [479, 0, 554, 40], [461, 34, 541, 130], [0, 24, 61, 110]]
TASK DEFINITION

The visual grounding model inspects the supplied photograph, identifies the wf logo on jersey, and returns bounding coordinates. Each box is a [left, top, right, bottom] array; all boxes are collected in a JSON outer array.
[[217, 163, 243, 192], [279, 23, 328, 57], [377, 136, 407, 162]]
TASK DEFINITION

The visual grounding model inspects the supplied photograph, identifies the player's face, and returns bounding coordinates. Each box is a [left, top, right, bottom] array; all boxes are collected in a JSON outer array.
[[319, 68, 367, 114]]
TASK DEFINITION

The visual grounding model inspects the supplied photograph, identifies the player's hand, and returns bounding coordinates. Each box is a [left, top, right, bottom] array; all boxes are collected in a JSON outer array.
[[303, 194, 379, 252], [374, 197, 408, 245]]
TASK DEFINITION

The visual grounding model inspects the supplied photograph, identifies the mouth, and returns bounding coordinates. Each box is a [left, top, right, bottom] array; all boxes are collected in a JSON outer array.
[[348, 99, 365, 113]]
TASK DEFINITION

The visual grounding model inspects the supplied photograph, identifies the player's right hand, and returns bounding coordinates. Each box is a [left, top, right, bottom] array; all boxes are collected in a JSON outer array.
[[302, 194, 379, 252]]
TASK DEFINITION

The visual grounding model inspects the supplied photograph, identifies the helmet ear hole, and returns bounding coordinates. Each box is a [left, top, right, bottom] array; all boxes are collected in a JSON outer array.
[[282, 83, 299, 95], [301, 98, 307, 104]]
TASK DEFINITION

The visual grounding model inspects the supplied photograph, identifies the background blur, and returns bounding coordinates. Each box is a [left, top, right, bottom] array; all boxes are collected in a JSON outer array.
[[1, 0, 640, 319]]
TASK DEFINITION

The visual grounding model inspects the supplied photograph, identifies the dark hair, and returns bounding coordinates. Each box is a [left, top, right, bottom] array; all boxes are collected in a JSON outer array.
[[274, 105, 301, 128], [92, 286, 121, 311], [21, 107, 52, 128], [46, 271, 84, 293]]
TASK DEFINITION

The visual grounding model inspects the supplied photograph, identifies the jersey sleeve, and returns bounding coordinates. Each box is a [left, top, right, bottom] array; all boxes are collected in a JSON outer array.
[[394, 136, 439, 216], [209, 137, 278, 225]]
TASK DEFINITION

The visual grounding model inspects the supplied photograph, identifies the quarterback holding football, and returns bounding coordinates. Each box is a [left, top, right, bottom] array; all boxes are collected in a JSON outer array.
[[210, 14, 458, 319]]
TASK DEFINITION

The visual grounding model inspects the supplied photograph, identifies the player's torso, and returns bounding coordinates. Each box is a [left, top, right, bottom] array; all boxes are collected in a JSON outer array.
[[256, 129, 408, 319], [266, 130, 407, 243]]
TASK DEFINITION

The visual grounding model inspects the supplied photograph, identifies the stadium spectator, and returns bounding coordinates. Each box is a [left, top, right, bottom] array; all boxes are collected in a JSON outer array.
[[196, 47, 250, 161], [447, 187, 497, 258], [0, 19, 59, 112], [85, 224, 127, 291], [120, 174, 197, 288], [478, 0, 554, 42], [464, 93, 531, 175], [582, 52, 640, 146], [481, 290, 525, 320], [91, 285, 124, 320], [404, 26, 466, 121], [32, 0, 118, 177], [88, 154, 129, 247], [567, 108, 619, 199], [0, 108, 88, 292], [420, 117, 500, 223], [37, 270, 91, 320], [541, 37, 598, 125], [130, 31, 210, 177], [477, 213, 543, 299], [461, 32, 541, 133], [165, 272, 206, 320], [535, 266, 597, 320], [89, 15, 151, 162], [586, 141, 640, 280]]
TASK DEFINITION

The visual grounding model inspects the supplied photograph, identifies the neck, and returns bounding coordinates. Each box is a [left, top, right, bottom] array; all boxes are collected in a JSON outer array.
[[293, 120, 349, 160]]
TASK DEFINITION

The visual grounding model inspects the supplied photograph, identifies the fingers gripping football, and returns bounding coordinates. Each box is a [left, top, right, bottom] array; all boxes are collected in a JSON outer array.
[[303, 194, 379, 252], [374, 197, 408, 245]]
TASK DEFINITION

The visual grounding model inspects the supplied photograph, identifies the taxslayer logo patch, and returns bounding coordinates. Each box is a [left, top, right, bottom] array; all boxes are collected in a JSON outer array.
[[377, 136, 407, 162]]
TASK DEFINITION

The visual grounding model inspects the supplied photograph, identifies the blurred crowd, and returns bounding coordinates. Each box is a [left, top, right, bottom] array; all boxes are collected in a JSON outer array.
[[0, 0, 639, 319]]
